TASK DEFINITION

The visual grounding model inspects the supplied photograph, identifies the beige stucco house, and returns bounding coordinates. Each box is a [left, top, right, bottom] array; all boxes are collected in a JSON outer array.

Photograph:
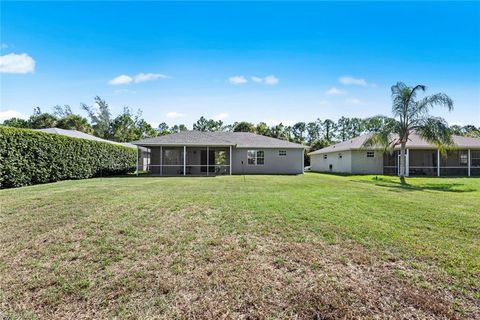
[[133, 131, 305, 176], [309, 133, 480, 176]]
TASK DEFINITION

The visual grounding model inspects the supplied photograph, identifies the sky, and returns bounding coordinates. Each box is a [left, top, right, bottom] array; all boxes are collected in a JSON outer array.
[[1, 1, 480, 128]]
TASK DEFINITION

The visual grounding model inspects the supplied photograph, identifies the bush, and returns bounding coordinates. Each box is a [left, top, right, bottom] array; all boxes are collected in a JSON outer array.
[[0, 126, 136, 188]]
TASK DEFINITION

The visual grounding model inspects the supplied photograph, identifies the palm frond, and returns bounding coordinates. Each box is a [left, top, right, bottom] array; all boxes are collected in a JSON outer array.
[[415, 93, 454, 116], [362, 120, 399, 153], [414, 117, 454, 154]]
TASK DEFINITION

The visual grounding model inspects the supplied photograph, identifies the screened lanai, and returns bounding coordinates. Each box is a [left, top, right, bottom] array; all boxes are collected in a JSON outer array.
[[383, 149, 480, 176], [136, 145, 232, 176]]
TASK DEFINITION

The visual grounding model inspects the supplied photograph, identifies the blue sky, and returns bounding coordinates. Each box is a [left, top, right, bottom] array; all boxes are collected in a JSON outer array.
[[1, 1, 479, 127]]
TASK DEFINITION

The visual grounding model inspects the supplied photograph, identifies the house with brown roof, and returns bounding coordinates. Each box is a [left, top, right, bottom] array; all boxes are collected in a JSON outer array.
[[309, 133, 480, 176]]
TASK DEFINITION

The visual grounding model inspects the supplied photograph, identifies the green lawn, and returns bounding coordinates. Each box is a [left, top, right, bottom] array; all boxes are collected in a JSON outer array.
[[1, 173, 479, 319]]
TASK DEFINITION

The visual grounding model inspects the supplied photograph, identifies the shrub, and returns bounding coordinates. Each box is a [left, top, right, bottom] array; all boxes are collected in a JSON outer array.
[[0, 126, 136, 188]]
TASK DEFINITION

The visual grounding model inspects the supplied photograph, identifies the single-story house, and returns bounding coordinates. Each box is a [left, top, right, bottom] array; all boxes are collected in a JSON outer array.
[[309, 133, 480, 176], [132, 131, 305, 176]]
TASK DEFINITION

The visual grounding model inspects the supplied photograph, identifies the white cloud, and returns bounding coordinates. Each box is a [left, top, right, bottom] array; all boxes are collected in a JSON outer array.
[[228, 76, 248, 85], [251, 76, 263, 83], [166, 111, 185, 119], [0, 109, 27, 121], [108, 72, 169, 85], [250, 75, 279, 85], [264, 75, 279, 85], [325, 87, 346, 96], [108, 74, 133, 85], [339, 76, 376, 87], [134, 73, 169, 83], [345, 98, 365, 105], [0, 53, 35, 74], [213, 112, 229, 121], [264, 119, 296, 127]]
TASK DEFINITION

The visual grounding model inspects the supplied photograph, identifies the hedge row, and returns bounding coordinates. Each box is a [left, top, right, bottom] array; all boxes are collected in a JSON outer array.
[[0, 126, 136, 188]]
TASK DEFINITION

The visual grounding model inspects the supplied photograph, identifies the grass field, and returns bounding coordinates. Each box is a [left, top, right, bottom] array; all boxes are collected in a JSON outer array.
[[1, 173, 479, 319]]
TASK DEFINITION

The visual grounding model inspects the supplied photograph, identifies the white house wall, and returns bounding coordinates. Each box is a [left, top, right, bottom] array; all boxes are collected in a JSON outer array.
[[350, 150, 383, 174], [310, 150, 383, 174], [310, 151, 352, 173]]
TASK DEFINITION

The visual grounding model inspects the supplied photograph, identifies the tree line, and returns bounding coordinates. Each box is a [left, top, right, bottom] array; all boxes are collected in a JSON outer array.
[[2, 95, 479, 151]]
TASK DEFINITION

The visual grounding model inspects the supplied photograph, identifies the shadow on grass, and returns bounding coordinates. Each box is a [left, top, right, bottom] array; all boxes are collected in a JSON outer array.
[[353, 177, 476, 193]]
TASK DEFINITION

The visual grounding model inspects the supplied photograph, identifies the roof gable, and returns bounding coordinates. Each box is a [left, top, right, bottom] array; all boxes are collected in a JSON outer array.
[[309, 133, 480, 155], [132, 131, 305, 148]]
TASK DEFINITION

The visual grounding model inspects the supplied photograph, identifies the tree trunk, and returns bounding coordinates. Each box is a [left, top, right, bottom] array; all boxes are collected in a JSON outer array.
[[399, 142, 407, 184]]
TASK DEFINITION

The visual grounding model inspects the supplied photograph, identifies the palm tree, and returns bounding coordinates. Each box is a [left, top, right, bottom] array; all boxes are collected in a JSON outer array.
[[363, 82, 453, 183]]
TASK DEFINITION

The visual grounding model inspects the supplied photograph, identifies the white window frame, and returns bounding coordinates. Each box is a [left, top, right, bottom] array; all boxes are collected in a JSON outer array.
[[247, 150, 265, 165], [367, 151, 375, 158], [278, 150, 287, 156]]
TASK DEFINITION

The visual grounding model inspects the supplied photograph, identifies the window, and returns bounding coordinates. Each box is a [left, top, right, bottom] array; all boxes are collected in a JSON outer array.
[[247, 150, 264, 165], [460, 152, 468, 165], [472, 151, 480, 167], [338, 153, 342, 159], [279, 150, 287, 156], [323, 154, 327, 160], [247, 150, 256, 165], [256, 151, 265, 165], [367, 151, 375, 158]]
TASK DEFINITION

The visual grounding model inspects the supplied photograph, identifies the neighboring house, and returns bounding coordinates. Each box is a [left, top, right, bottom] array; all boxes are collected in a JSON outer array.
[[309, 133, 480, 176], [132, 131, 305, 176], [36, 128, 150, 169]]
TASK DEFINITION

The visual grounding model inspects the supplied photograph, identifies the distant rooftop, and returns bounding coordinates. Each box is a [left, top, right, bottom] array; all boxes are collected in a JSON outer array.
[[132, 131, 305, 149], [308, 132, 480, 155], [35, 128, 136, 149]]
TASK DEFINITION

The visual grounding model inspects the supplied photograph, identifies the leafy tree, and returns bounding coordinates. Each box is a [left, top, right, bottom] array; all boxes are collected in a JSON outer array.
[[309, 139, 331, 152], [269, 123, 289, 140], [449, 124, 463, 135], [306, 119, 322, 144], [56, 114, 93, 134], [323, 119, 336, 141], [284, 125, 293, 141], [255, 122, 270, 136], [348, 117, 363, 138], [461, 125, 480, 137], [363, 82, 453, 183], [363, 115, 395, 133], [111, 108, 138, 142], [53, 105, 73, 118], [291, 122, 306, 143], [136, 119, 157, 139], [157, 122, 170, 135], [193, 116, 223, 132], [336, 117, 351, 141], [233, 121, 255, 132], [2, 118, 30, 128], [29, 107, 57, 129], [81, 96, 112, 139], [170, 124, 188, 133]]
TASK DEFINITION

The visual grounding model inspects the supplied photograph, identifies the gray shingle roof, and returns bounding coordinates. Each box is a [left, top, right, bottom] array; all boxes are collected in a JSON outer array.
[[309, 133, 480, 155], [132, 131, 305, 149], [35, 128, 137, 149]]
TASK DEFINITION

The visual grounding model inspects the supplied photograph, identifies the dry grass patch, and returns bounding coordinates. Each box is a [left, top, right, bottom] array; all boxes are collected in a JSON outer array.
[[1, 174, 479, 319]]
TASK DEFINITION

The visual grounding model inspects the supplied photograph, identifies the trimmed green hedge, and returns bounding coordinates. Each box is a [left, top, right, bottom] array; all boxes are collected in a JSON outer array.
[[0, 126, 136, 188]]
